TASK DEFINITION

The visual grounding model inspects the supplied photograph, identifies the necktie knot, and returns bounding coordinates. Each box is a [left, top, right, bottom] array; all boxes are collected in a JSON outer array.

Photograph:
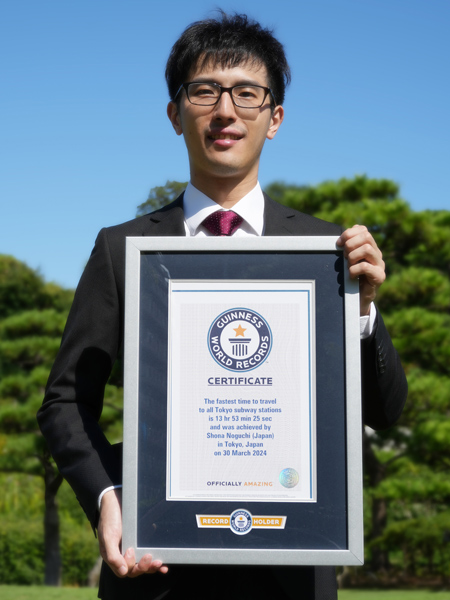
[[202, 210, 243, 236]]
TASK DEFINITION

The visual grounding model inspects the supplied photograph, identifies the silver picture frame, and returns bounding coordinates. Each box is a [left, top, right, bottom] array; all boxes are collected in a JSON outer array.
[[122, 236, 363, 566]]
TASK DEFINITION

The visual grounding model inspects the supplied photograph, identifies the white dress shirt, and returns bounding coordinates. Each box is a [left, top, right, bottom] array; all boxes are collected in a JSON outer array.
[[183, 181, 264, 237]]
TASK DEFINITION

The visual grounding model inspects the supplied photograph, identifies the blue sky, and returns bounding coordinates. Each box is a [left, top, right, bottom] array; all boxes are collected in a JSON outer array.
[[2, 0, 449, 289]]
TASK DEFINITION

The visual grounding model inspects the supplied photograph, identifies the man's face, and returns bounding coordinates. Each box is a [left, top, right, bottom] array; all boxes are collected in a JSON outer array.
[[167, 60, 284, 191]]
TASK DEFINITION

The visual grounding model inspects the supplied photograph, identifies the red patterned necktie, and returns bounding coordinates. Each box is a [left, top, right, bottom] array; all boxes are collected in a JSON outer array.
[[201, 210, 244, 236]]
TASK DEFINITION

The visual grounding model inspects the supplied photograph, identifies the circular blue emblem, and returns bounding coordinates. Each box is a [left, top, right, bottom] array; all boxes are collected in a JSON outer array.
[[230, 509, 253, 535], [207, 308, 272, 372]]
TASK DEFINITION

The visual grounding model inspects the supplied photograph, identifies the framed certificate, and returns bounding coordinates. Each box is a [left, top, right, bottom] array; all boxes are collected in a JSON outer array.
[[122, 237, 363, 566]]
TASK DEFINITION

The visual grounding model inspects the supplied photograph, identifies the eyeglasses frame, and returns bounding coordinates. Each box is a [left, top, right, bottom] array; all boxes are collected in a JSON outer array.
[[174, 81, 275, 109]]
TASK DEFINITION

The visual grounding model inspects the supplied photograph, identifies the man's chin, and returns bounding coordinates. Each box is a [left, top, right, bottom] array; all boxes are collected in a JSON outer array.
[[201, 154, 243, 175], [208, 163, 247, 178]]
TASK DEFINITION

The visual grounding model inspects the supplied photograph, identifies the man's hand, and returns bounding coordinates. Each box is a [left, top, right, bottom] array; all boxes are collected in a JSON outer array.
[[336, 225, 386, 316], [98, 488, 168, 578]]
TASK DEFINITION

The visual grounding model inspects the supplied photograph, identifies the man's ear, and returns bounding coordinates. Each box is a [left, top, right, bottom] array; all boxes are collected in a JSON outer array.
[[266, 105, 284, 140], [167, 102, 183, 136]]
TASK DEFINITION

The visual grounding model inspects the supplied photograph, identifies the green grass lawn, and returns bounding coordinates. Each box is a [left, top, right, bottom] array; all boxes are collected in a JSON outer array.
[[0, 586, 97, 599], [1, 587, 449, 599]]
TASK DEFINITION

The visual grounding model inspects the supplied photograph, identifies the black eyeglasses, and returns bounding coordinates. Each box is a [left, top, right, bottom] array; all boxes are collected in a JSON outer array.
[[175, 81, 274, 108]]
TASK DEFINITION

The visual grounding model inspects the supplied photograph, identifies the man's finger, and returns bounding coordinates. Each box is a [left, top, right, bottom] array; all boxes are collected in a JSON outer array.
[[128, 553, 168, 578], [101, 545, 129, 578], [123, 547, 136, 572], [346, 245, 385, 271]]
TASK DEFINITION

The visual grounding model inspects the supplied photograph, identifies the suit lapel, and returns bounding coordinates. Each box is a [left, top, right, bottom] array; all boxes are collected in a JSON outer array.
[[263, 193, 340, 236], [263, 193, 299, 236], [146, 194, 186, 236]]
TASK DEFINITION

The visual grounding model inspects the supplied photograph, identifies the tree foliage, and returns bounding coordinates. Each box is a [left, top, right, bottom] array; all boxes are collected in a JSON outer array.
[[0, 255, 122, 585], [0, 475, 98, 586], [265, 176, 450, 581], [0, 257, 74, 584], [0, 256, 73, 319]]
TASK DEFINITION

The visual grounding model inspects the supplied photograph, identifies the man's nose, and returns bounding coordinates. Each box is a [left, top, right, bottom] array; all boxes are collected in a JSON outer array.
[[212, 90, 237, 119]]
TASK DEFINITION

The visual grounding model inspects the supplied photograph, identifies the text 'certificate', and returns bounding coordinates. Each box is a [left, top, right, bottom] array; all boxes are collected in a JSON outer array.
[[166, 280, 316, 503]]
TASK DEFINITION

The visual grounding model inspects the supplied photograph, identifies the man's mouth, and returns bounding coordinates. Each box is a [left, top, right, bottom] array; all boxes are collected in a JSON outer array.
[[209, 134, 242, 140]]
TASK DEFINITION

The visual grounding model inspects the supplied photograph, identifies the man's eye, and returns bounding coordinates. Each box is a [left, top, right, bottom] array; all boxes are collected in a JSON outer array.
[[192, 85, 216, 96], [235, 87, 258, 98]]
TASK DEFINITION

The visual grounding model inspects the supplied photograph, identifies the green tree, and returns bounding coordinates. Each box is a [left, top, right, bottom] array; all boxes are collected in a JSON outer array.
[[0, 256, 124, 585], [265, 176, 450, 579], [0, 257, 73, 584]]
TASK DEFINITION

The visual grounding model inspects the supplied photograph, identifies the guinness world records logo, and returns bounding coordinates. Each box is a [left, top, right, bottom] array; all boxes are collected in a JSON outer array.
[[230, 509, 253, 535], [208, 308, 272, 372]]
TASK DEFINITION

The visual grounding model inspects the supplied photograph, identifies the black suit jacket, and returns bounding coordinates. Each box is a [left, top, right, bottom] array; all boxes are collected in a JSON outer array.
[[38, 195, 407, 600]]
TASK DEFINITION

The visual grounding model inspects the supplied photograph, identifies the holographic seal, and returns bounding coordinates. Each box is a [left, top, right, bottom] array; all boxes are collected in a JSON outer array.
[[279, 468, 299, 488], [229, 509, 253, 535]]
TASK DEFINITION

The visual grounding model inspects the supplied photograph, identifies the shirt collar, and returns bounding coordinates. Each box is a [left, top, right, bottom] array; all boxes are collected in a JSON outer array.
[[183, 182, 264, 236]]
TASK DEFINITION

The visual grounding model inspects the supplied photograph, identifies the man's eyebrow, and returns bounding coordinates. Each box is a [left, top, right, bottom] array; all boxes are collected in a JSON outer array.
[[189, 77, 265, 86]]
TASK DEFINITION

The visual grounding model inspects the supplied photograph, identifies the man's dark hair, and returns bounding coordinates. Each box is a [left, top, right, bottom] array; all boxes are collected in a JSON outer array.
[[165, 11, 291, 106]]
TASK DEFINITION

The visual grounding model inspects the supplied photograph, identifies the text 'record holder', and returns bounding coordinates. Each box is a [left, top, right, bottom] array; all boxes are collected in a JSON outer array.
[[122, 237, 363, 566]]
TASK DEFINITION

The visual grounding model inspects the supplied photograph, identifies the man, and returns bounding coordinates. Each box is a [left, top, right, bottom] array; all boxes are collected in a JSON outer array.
[[38, 12, 407, 600]]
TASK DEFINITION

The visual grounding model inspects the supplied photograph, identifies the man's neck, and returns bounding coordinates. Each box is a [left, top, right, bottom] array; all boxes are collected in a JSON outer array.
[[190, 173, 259, 208]]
